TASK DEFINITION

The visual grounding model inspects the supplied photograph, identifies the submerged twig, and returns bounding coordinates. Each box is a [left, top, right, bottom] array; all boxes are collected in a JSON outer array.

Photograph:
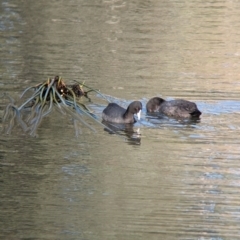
[[73, 80, 111, 103]]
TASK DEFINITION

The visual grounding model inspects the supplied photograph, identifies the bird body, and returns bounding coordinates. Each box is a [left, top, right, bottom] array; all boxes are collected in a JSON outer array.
[[146, 97, 201, 118], [102, 101, 142, 124]]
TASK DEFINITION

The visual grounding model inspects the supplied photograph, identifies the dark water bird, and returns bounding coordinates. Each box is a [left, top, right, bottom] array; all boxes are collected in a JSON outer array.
[[146, 97, 201, 118], [102, 101, 142, 123]]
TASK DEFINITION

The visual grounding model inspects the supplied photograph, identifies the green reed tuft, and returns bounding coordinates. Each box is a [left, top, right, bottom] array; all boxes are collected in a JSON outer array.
[[2, 76, 113, 137]]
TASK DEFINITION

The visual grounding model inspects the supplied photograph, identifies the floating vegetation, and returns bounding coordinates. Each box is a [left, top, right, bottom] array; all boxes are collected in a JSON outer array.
[[1, 76, 111, 137]]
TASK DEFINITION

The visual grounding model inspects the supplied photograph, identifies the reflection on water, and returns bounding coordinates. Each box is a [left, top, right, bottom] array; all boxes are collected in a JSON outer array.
[[102, 120, 141, 145], [1, 0, 240, 239]]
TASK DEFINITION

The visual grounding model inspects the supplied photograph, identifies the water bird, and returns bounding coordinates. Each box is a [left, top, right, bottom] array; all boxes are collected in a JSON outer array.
[[146, 97, 201, 118], [102, 101, 142, 123]]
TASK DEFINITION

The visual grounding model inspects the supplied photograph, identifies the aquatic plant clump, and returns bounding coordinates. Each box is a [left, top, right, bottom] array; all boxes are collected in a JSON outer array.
[[2, 76, 110, 137]]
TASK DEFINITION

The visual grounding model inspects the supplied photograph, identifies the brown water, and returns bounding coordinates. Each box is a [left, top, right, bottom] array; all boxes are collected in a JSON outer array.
[[1, 0, 240, 239]]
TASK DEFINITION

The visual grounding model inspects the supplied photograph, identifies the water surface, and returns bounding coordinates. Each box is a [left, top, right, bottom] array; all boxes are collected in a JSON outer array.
[[1, 0, 240, 239]]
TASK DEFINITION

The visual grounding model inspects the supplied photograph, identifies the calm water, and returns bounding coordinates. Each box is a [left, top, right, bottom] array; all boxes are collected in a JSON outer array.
[[1, 0, 240, 239]]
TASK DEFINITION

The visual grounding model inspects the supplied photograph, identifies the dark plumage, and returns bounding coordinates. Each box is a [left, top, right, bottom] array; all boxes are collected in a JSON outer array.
[[146, 97, 201, 118], [102, 101, 142, 124]]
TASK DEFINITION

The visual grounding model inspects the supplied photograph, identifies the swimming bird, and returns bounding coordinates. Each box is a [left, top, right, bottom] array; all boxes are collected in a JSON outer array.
[[102, 101, 142, 123], [146, 97, 201, 118]]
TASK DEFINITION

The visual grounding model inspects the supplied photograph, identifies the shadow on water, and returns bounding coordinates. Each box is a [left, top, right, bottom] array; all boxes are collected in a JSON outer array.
[[145, 111, 201, 126], [102, 120, 141, 146]]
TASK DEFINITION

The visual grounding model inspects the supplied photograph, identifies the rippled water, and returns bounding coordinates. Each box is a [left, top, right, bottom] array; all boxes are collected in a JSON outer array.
[[1, 0, 240, 239]]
